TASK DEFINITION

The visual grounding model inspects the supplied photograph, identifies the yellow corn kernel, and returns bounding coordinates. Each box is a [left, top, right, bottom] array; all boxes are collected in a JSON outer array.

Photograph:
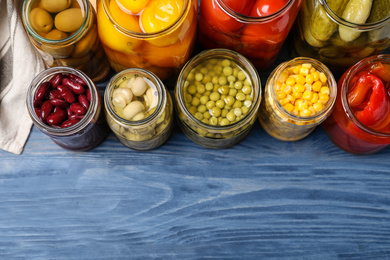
[[305, 74, 314, 85], [278, 71, 289, 84], [297, 101, 308, 111], [319, 72, 327, 83], [313, 102, 323, 112], [302, 90, 313, 100], [309, 67, 316, 73], [313, 71, 320, 81], [312, 81, 322, 92], [320, 86, 330, 96], [287, 94, 296, 103], [295, 74, 306, 84], [286, 76, 296, 85], [292, 106, 299, 116], [276, 91, 286, 100], [300, 109, 312, 117], [294, 83, 305, 92], [305, 84, 312, 91], [293, 91, 302, 99], [292, 65, 301, 74], [309, 106, 315, 114], [283, 103, 294, 113], [319, 94, 329, 104], [275, 83, 282, 92], [300, 67, 309, 76], [311, 93, 319, 103], [302, 63, 312, 69], [282, 84, 292, 94], [279, 97, 289, 106]]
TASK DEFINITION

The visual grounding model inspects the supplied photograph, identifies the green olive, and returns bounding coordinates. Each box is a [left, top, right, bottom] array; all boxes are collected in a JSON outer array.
[[45, 28, 68, 40], [30, 8, 53, 33], [54, 8, 84, 33], [40, 0, 72, 13]]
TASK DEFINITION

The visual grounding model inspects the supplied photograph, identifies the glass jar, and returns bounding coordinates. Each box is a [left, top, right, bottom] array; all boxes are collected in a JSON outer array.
[[323, 54, 390, 154], [174, 49, 262, 148], [291, 0, 390, 75], [259, 57, 337, 141], [22, 0, 110, 82], [26, 66, 109, 151], [96, 0, 198, 82], [104, 69, 173, 150], [198, 0, 302, 70]]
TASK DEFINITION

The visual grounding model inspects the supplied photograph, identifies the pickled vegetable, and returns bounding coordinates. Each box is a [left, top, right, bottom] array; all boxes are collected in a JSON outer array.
[[339, 0, 372, 42]]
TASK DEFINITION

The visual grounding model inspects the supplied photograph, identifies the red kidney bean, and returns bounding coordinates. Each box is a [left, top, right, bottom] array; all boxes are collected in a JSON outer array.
[[34, 108, 42, 120], [35, 82, 50, 101], [49, 90, 62, 100], [50, 98, 69, 109], [70, 102, 87, 115], [49, 73, 63, 88], [68, 113, 84, 120], [34, 99, 43, 108], [61, 118, 80, 128], [86, 88, 92, 102], [57, 85, 77, 103], [40, 100, 54, 123], [78, 94, 90, 109], [68, 74, 86, 86], [63, 77, 85, 95], [47, 109, 67, 126]]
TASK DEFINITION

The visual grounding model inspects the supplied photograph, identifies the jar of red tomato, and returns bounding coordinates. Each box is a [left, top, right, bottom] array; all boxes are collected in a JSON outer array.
[[322, 54, 390, 154], [96, 0, 198, 81], [198, 0, 302, 70], [26, 66, 109, 151]]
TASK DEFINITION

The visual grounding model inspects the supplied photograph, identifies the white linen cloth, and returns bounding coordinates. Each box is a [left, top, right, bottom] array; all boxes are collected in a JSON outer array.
[[0, 0, 45, 154]]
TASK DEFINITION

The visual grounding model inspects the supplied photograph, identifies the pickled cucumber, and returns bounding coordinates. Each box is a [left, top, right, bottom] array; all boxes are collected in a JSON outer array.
[[300, 0, 326, 47], [339, 0, 373, 42], [310, 0, 349, 41], [367, 0, 390, 42]]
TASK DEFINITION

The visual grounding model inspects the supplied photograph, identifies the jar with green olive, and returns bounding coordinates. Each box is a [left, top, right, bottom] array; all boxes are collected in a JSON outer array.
[[104, 69, 174, 150], [291, 0, 390, 75], [174, 49, 262, 149], [22, 0, 110, 82]]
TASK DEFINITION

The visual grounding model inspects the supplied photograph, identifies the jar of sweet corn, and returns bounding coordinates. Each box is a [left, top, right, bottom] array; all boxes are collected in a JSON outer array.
[[259, 57, 337, 141], [174, 49, 262, 148], [22, 0, 110, 82], [104, 68, 173, 150], [96, 0, 198, 82]]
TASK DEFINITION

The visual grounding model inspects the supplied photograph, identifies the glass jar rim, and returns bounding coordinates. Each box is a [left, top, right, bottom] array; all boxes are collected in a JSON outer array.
[[22, 0, 91, 45], [320, 0, 390, 31], [215, 0, 295, 23], [102, 0, 191, 38], [104, 68, 166, 127], [268, 57, 337, 124], [26, 66, 98, 135], [341, 54, 390, 137], [175, 48, 262, 133]]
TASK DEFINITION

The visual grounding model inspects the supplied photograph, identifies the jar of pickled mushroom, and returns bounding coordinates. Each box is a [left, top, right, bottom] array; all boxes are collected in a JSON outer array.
[[26, 66, 109, 151], [104, 68, 173, 150], [198, 0, 302, 70], [291, 0, 390, 75], [323, 54, 390, 154], [22, 0, 110, 82], [174, 49, 262, 148], [96, 0, 198, 82], [259, 57, 337, 141]]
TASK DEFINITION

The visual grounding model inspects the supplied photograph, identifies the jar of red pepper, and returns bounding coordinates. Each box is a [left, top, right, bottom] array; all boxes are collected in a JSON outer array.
[[322, 54, 390, 154], [26, 66, 109, 151], [198, 0, 302, 70]]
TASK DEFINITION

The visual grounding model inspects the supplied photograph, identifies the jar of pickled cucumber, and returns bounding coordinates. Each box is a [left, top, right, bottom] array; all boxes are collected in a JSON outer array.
[[291, 0, 390, 75], [26, 66, 109, 151], [174, 49, 262, 148], [22, 0, 110, 82], [104, 68, 173, 150], [259, 57, 337, 141], [96, 0, 198, 82]]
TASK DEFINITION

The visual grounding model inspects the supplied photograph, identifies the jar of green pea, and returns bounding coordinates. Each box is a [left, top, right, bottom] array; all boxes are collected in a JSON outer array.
[[174, 48, 262, 148]]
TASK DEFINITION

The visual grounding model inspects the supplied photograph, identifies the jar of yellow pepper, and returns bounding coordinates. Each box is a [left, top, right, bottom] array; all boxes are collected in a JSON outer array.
[[96, 0, 198, 81], [259, 57, 337, 141]]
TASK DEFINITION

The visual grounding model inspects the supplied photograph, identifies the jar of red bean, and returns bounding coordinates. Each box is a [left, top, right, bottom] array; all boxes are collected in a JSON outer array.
[[26, 66, 109, 151]]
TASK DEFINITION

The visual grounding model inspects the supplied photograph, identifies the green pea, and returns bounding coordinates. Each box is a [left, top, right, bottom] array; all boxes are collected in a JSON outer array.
[[218, 76, 227, 86], [221, 59, 231, 67], [203, 111, 211, 119], [200, 95, 209, 104], [220, 118, 230, 126], [212, 76, 219, 84], [202, 75, 212, 84], [237, 71, 246, 81], [223, 66, 233, 76], [187, 72, 195, 81], [205, 82, 213, 91], [229, 89, 237, 97], [209, 117, 218, 125], [191, 96, 200, 106], [233, 100, 242, 109], [221, 109, 229, 118], [198, 104, 207, 113], [244, 100, 252, 107], [200, 67, 208, 75], [234, 108, 242, 117], [187, 85, 196, 95], [225, 96, 235, 106], [206, 100, 215, 110], [216, 100, 225, 109], [226, 111, 236, 122], [195, 112, 203, 121], [234, 81, 243, 90], [189, 106, 197, 115], [242, 85, 252, 95], [197, 84, 205, 94], [202, 118, 209, 124], [241, 106, 249, 114], [236, 92, 246, 101], [184, 93, 192, 103], [227, 75, 236, 83], [210, 107, 221, 117], [218, 85, 229, 95], [210, 92, 220, 101], [195, 73, 203, 82]]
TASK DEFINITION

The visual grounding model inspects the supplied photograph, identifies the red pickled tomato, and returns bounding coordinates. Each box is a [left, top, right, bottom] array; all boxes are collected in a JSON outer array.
[[250, 0, 288, 16], [222, 0, 255, 15], [200, 0, 242, 33]]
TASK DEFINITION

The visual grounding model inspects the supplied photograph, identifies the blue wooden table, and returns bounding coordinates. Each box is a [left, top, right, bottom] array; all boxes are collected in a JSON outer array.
[[1, 43, 390, 259]]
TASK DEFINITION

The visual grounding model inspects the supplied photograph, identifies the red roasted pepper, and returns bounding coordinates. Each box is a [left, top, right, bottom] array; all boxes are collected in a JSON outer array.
[[348, 72, 390, 129]]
